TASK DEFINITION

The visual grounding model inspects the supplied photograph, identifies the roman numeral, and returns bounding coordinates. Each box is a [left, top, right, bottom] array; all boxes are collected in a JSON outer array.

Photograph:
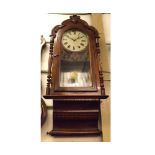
[[67, 45, 71, 48], [80, 43, 84, 46], [73, 46, 75, 50], [74, 31, 76, 35], [78, 46, 81, 48], [81, 40, 86, 42], [64, 42, 68, 45]]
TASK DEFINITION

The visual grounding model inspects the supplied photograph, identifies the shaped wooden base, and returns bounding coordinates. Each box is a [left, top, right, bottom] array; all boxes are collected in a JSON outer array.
[[47, 129, 102, 136]]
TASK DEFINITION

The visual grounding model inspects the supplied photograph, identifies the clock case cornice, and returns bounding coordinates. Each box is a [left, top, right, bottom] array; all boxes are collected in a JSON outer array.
[[44, 14, 108, 99], [50, 15, 99, 38]]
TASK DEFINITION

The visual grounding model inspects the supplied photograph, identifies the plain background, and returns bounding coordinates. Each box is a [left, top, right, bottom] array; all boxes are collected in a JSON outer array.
[[0, 0, 155, 155]]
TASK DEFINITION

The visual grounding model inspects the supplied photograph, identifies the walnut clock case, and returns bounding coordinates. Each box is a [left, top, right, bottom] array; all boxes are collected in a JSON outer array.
[[43, 15, 108, 136]]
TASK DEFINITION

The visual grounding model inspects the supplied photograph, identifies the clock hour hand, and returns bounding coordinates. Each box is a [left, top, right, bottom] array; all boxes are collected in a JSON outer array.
[[76, 35, 84, 40], [65, 35, 74, 41], [68, 36, 77, 42]]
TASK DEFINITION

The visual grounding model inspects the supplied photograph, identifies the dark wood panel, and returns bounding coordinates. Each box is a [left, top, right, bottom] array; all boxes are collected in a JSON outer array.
[[53, 99, 100, 110]]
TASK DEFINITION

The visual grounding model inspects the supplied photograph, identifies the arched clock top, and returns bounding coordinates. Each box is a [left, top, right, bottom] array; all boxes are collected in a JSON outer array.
[[50, 15, 99, 39], [44, 14, 108, 99]]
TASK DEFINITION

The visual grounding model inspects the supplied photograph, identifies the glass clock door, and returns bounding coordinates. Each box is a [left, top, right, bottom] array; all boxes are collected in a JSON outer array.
[[60, 50, 92, 87]]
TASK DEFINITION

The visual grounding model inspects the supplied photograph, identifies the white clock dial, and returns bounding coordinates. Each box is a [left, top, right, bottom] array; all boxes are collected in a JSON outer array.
[[61, 30, 88, 52]]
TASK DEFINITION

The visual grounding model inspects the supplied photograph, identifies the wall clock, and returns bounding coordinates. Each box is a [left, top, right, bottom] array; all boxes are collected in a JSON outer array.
[[43, 15, 108, 136]]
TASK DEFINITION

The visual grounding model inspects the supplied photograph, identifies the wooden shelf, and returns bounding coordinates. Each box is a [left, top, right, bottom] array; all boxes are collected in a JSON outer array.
[[43, 95, 109, 99]]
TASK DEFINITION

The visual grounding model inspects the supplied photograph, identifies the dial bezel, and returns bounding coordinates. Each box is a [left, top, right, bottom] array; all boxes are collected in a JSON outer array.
[[61, 29, 88, 52]]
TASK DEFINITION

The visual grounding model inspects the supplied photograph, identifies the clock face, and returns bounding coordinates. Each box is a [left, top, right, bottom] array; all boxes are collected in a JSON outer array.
[[61, 29, 88, 52]]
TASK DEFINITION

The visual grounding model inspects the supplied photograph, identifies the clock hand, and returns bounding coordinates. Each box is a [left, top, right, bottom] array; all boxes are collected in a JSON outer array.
[[72, 38, 77, 41], [64, 35, 74, 41], [67, 35, 77, 41], [65, 35, 81, 41], [76, 35, 84, 40], [74, 34, 84, 41], [75, 33, 80, 40]]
